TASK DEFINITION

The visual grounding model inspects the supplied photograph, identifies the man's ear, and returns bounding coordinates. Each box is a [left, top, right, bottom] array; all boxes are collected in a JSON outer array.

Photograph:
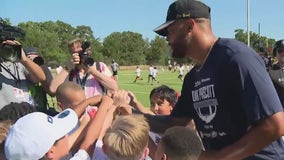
[[187, 18, 195, 31], [162, 153, 168, 160]]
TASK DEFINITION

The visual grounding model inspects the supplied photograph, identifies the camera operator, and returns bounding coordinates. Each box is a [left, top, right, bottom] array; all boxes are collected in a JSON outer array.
[[0, 40, 46, 109], [50, 38, 118, 99], [23, 47, 54, 113]]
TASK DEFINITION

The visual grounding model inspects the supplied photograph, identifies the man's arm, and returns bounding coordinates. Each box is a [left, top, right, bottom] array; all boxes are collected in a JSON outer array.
[[144, 114, 191, 134], [199, 111, 284, 160]]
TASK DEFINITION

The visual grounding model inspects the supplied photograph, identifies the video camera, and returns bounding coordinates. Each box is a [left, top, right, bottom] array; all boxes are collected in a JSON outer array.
[[0, 18, 25, 62], [79, 41, 94, 66]]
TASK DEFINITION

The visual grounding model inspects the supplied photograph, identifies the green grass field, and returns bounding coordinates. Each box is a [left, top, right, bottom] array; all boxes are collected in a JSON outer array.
[[117, 69, 183, 107], [47, 68, 185, 109]]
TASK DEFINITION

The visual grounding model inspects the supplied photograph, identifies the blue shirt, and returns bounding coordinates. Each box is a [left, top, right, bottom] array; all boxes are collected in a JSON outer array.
[[172, 38, 284, 160]]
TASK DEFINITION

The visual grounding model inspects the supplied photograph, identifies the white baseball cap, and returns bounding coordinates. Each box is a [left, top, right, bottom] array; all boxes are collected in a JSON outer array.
[[4, 108, 78, 160]]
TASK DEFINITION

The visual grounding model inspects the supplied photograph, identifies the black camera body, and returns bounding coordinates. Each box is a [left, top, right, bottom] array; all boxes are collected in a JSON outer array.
[[79, 41, 94, 66], [0, 18, 25, 62]]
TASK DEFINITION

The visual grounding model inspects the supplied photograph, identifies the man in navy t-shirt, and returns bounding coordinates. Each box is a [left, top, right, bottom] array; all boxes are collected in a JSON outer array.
[[146, 0, 284, 159]]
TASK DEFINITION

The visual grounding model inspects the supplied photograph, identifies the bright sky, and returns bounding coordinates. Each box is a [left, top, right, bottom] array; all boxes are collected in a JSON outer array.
[[1, 0, 283, 42]]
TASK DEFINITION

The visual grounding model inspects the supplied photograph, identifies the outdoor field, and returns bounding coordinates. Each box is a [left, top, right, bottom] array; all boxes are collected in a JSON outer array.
[[117, 67, 184, 107], [47, 66, 185, 109]]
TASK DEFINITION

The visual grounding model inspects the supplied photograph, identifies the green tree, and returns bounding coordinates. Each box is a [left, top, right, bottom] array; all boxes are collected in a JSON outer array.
[[103, 31, 148, 65], [234, 29, 276, 55], [147, 36, 169, 65]]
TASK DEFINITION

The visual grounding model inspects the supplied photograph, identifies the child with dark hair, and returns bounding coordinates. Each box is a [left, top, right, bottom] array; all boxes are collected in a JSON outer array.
[[149, 85, 179, 115], [0, 102, 37, 160], [129, 85, 179, 116], [0, 102, 37, 123]]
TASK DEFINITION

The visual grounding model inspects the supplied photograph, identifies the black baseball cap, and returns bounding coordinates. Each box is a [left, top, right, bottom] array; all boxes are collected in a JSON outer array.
[[154, 0, 211, 36], [23, 46, 38, 56]]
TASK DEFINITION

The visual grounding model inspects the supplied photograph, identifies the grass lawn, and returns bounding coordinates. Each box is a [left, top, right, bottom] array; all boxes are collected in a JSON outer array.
[[47, 67, 185, 109], [117, 69, 183, 107]]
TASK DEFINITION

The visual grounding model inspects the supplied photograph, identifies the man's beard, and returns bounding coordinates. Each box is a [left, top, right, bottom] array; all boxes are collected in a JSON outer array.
[[170, 43, 188, 58], [170, 35, 190, 58]]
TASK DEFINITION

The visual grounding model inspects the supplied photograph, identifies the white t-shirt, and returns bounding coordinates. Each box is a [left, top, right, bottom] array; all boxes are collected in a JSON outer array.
[[70, 149, 91, 160], [92, 139, 108, 160], [136, 68, 141, 76]]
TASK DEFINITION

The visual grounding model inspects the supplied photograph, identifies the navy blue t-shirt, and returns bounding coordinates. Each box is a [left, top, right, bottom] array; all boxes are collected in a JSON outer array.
[[171, 38, 284, 159]]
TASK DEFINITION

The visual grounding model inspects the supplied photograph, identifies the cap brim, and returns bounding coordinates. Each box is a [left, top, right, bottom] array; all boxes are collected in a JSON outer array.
[[153, 20, 175, 36], [53, 108, 78, 140], [4, 109, 78, 160]]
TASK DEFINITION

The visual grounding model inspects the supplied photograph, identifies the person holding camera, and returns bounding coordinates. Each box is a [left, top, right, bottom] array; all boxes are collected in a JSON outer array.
[[50, 38, 118, 98], [0, 40, 46, 110], [23, 46, 54, 113]]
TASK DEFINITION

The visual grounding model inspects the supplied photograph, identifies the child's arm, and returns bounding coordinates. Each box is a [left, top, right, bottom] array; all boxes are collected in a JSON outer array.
[[128, 91, 155, 115], [79, 95, 114, 155], [72, 95, 103, 117]]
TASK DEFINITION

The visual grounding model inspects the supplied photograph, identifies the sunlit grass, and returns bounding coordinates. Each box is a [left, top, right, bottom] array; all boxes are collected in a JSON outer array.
[[117, 69, 183, 107]]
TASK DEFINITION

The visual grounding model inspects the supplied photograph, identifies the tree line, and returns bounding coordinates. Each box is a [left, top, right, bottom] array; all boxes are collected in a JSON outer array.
[[2, 18, 277, 67]]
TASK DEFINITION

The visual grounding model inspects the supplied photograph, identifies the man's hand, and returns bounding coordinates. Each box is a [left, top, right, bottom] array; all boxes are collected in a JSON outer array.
[[71, 53, 80, 65]]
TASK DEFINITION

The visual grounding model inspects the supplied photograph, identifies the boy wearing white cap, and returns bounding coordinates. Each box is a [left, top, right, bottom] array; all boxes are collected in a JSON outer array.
[[4, 108, 78, 160]]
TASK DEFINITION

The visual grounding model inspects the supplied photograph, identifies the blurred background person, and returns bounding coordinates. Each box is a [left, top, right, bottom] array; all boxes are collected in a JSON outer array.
[[133, 65, 143, 83], [50, 38, 118, 98], [24, 46, 54, 113], [110, 59, 119, 81], [0, 40, 45, 109], [269, 39, 284, 107]]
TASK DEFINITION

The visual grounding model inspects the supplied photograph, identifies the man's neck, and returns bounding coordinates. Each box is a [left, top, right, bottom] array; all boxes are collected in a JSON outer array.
[[195, 37, 218, 66]]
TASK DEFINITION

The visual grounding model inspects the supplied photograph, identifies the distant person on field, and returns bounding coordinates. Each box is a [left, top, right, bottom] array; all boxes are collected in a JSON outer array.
[[177, 64, 184, 81], [110, 59, 119, 81], [134, 66, 143, 83], [148, 64, 154, 83], [56, 65, 63, 75], [151, 66, 159, 85]]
